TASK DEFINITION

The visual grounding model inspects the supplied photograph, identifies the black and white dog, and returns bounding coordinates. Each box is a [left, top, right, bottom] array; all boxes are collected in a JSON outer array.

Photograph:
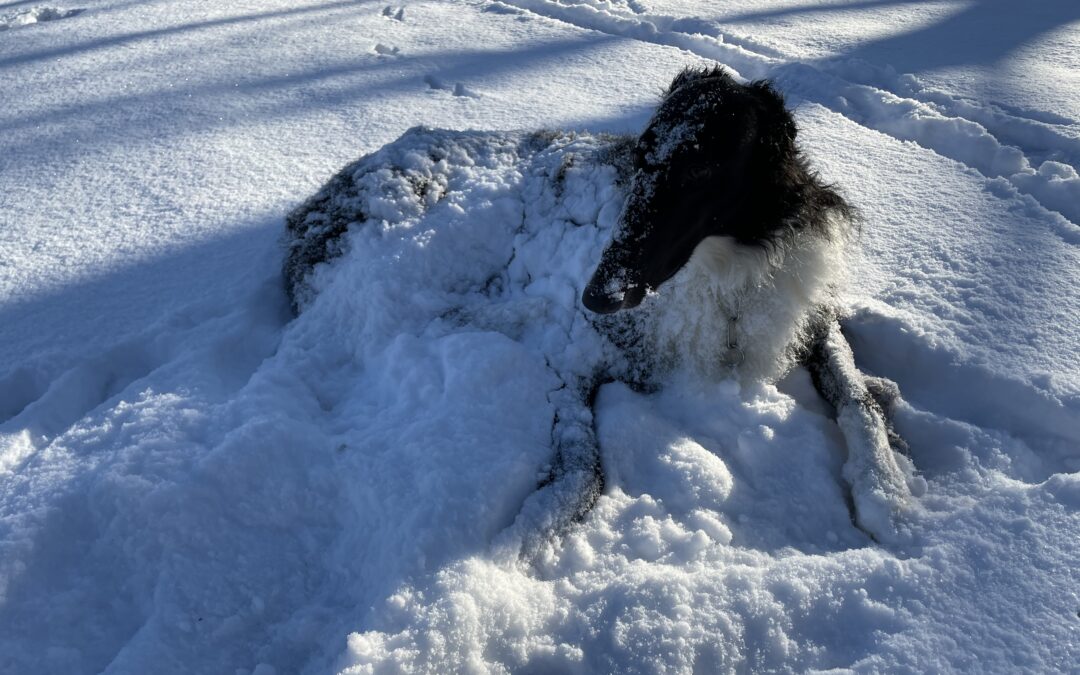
[[579, 66, 915, 543], [283, 66, 915, 552]]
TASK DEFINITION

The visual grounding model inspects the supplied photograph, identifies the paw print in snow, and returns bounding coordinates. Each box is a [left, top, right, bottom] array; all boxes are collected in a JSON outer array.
[[423, 75, 479, 98], [382, 6, 405, 21], [373, 43, 401, 56]]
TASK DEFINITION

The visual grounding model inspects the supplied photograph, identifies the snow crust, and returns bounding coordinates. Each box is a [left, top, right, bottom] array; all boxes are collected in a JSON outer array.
[[1, 1, 1079, 673]]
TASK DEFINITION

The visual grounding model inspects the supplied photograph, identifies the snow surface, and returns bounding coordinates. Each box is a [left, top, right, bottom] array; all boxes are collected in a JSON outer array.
[[1, 0, 1079, 673]]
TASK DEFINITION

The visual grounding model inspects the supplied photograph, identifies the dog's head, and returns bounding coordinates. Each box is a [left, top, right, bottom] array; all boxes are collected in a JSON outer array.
[[583, 67, 803, 314]]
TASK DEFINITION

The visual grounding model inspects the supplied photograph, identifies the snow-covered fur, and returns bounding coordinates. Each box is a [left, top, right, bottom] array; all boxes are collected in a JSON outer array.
[[281, 66, 914, 551]]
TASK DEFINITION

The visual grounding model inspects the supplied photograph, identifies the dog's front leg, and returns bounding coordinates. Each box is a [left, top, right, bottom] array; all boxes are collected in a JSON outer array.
[[494, 376, 606, 563], [806, 317, 915, 543]]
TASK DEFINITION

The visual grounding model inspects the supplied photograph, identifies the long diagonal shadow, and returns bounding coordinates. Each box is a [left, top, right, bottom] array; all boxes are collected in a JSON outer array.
[[1, 34, 623, 166], [0, 0, 378, 70], [715, 0, 1080, 73], [716, 0, 938, 25], [837, 0, 1080, 73]]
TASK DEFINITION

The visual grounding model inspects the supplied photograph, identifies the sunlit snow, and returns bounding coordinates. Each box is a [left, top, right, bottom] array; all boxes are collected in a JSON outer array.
[[1, 1, 1078, 673]]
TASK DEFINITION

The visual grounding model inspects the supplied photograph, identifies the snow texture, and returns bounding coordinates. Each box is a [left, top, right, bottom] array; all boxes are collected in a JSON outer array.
[[1, 1, 1079, 673]]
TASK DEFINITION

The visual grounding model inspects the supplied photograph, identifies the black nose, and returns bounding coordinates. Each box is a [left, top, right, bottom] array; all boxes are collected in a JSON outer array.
[[582, 282, 625, 314], [582, 277, 647, 314]]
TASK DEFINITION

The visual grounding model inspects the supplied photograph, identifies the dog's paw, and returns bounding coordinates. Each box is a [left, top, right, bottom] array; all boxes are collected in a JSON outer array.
[[839, 403, 922, 544], [865, 375, 911, 456]]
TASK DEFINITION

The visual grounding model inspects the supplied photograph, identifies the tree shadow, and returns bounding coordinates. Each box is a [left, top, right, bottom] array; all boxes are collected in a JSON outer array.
[[0, 0, 377, 69], [0, 219, 284, 387], [837, 0, 1080, 73], [1, 31, 624, 169], [717, 0, 937, 26], [718, 0, 1080, 74]]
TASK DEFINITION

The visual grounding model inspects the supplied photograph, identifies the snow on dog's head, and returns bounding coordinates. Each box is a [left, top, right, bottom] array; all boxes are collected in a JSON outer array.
[[583, 66, 851, 314]]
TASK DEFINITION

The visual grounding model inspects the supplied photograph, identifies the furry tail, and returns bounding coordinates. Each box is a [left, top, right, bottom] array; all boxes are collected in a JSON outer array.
[[806, 312, 915, 543]]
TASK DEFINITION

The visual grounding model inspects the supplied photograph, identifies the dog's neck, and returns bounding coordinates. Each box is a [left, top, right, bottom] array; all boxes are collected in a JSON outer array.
[[645, 228, 845, 382]]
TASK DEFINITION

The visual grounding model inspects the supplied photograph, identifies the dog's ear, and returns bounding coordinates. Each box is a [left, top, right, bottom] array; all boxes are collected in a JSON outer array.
[[749, 80, 797, 143]]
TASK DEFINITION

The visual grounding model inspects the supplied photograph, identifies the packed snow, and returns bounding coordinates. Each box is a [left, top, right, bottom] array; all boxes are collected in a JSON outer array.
[[1, 1, 1078, 673]]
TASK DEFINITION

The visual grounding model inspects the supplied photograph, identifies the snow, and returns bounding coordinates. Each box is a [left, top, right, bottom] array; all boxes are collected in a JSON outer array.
[[1, 0, 1079, 673]]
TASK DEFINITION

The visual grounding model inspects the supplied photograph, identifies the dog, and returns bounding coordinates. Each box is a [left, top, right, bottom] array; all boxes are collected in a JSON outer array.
[[282, 66, 916, 554], [580, 66, 916, 542]]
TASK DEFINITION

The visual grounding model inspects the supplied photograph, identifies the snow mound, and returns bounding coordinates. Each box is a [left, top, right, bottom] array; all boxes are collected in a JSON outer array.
[[0, 6, 82, 30]]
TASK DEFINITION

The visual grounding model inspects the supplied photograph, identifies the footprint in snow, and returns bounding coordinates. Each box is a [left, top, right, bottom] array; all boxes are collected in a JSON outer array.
[[0, 6, 83, 30], [424, 75, 479, 98], [373, 43, 401, 57], [382, 6, 405, 21]]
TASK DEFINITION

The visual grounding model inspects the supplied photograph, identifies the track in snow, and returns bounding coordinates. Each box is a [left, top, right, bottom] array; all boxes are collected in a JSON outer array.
[[492, 0, 1080, 234]]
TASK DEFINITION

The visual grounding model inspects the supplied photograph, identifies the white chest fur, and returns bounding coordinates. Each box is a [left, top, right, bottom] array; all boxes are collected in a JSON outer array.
[[644, 229, 845, 382]]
